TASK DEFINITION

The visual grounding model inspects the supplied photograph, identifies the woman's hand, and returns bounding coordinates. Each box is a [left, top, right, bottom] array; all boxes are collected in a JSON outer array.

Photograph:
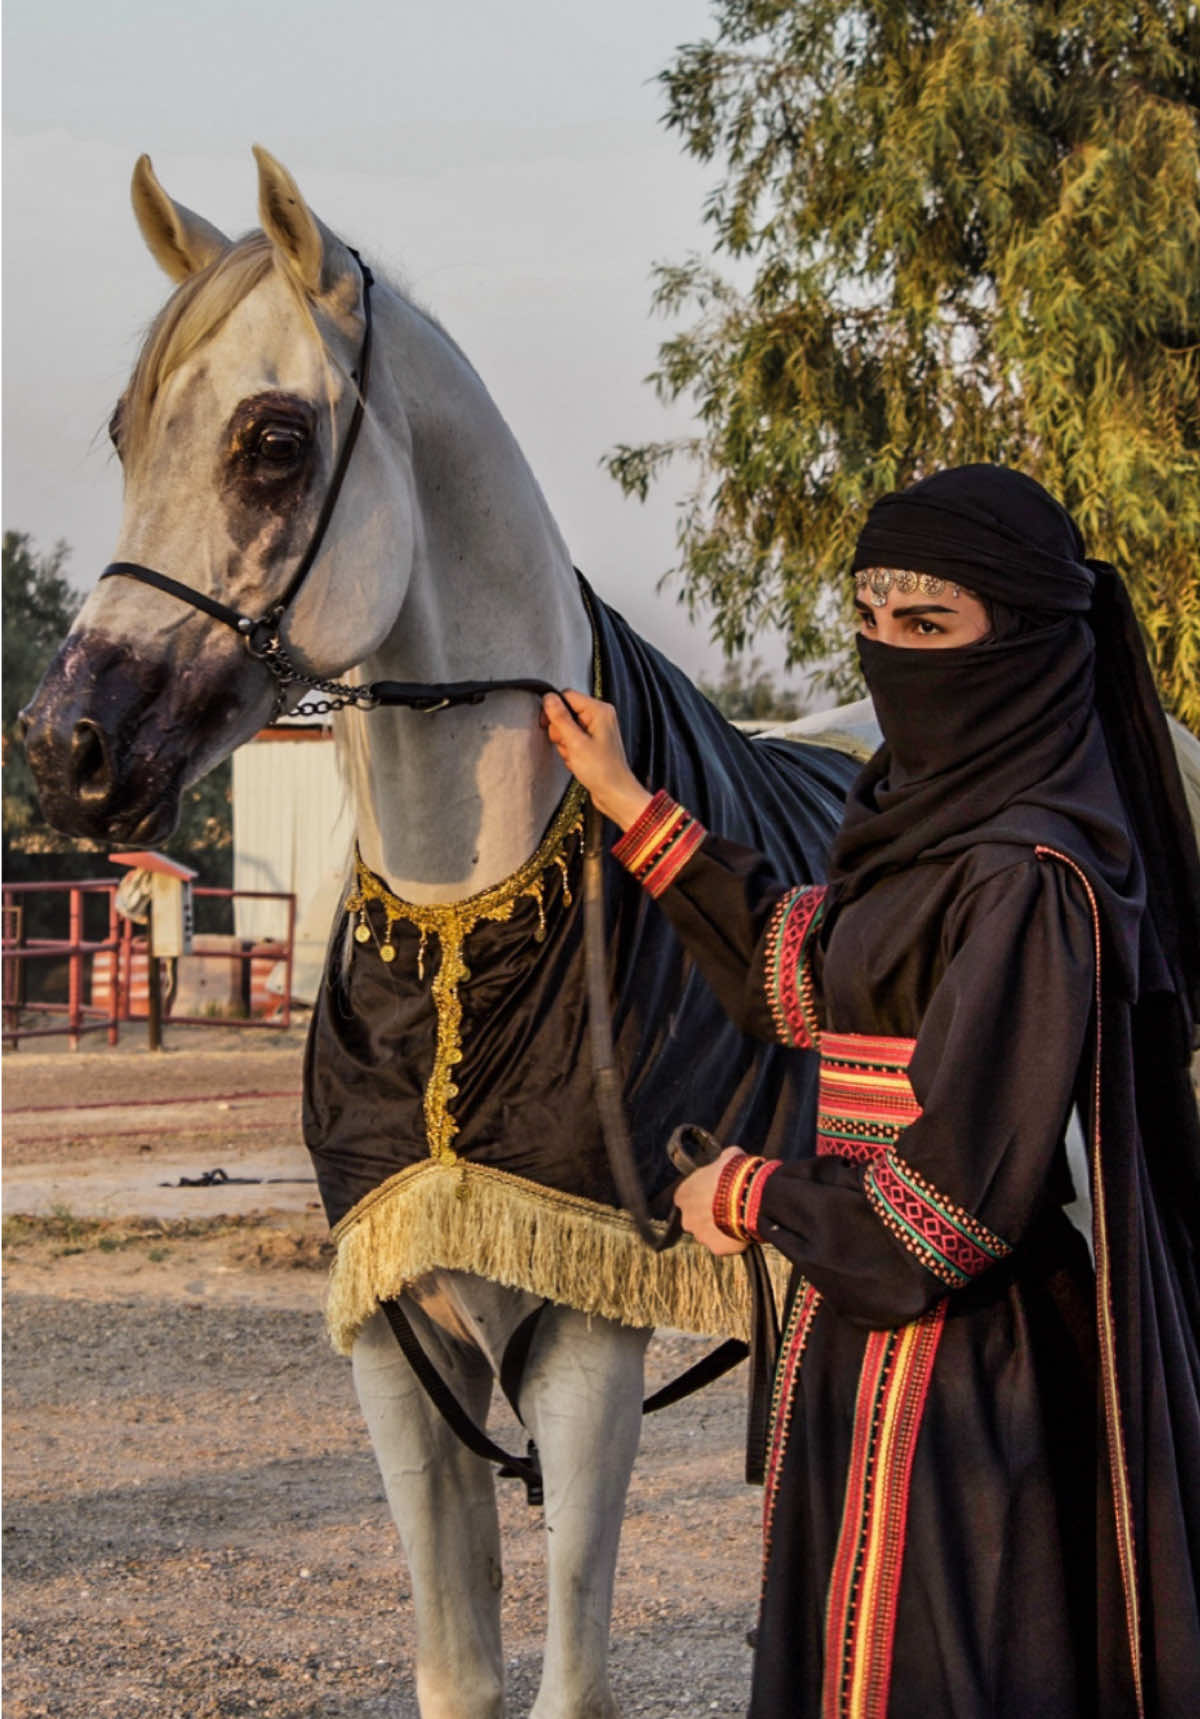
[[673, 1146, 750, 1257], [541, 690, 652, 831]]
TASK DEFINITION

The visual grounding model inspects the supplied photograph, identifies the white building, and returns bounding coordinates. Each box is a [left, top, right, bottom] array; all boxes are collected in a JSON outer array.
[[232, 721, 354, 1002]]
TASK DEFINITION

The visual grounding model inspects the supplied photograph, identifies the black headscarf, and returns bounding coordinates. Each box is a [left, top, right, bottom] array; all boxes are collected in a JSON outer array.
[[833, 464, 1200, 1037]]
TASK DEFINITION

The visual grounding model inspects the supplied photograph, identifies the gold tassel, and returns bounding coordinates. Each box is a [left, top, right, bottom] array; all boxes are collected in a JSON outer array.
[[325, 1158, 790, 1356]]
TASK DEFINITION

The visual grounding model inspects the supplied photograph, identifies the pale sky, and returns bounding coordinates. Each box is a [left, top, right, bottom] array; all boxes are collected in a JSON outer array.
[[2, 0, 799, 686]]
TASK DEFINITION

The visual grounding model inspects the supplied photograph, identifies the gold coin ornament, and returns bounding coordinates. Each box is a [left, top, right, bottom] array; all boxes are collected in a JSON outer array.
[[379, 943, 397, 963], [855, 567, 963, 606], [354, 921, 371, 944]]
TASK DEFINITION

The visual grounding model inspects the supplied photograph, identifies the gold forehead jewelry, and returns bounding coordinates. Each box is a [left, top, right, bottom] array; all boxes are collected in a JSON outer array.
[[855, 568, 962, 607]]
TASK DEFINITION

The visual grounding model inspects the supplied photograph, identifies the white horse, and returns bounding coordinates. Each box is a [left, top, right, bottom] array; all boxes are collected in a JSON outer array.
[[22, 148, 844, 1719]]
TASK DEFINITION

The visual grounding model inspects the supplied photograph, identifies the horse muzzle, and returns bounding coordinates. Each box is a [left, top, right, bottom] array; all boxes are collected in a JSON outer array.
[[21, 630, 205, 843]]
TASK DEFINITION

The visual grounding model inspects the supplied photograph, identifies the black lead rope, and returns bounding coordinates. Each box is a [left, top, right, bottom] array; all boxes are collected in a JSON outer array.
[[584, 800, 683, 1253]]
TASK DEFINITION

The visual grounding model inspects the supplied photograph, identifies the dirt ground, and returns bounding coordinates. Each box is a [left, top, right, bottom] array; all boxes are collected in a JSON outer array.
[[3, 1027, 763, 1717]]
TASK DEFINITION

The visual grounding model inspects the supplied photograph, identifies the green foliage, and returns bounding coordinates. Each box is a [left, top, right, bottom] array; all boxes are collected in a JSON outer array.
[[698, 656, 806, 720], [1, 531, 233, 882], [611, 1, 1200, 725], [3, 531, 81, 844]]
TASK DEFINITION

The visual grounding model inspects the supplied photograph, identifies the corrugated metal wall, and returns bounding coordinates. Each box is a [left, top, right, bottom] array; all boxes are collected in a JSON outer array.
[[232, 734, 356, 985]]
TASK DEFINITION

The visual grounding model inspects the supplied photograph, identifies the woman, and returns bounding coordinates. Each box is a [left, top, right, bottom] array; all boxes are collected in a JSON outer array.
[[543, 466, 1200, 1718]]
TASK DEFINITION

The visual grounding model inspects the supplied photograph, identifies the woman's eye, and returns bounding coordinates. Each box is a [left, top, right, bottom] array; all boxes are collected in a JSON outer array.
[[913, 619, 942, 637]]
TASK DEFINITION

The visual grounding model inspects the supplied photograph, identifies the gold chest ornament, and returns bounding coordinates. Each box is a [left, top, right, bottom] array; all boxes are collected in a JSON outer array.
[[343, 780, 587, 1165]]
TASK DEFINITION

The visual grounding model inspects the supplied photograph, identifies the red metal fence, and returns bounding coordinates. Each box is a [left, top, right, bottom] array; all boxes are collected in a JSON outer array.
[[2, 881, 296, 1050], [1, 880, 122, 1049]]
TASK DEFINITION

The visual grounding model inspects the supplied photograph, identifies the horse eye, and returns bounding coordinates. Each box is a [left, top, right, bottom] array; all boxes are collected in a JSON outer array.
[[256, 426, 306, 464]]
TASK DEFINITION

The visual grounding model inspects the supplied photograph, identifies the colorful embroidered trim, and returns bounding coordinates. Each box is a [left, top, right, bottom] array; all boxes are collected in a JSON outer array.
[[1036, 845, 1143, 1715], [611, 790, 706, 899], [712, 1150, 763, 1241], [743, 1159, 783, 1241], [815, 1032, 922, 1163], [822, 1302, 947, 1719], [863, 1152, 1010, 1288], [762, 885, 827, 1049], [762, 1279, 823, 1579]]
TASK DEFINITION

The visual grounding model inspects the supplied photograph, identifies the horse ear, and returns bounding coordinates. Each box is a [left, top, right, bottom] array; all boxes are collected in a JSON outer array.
[[252, 146, 358, 304], [131, 155, 229, 283]]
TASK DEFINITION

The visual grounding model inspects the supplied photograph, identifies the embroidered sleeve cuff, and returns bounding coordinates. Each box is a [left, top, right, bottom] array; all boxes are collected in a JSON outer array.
[[863, 1151, 1011, 1288], [762, 885, 827, 1049], [711, 1149, 764, 1241], [611, 790, 707, 899], [743, 1159, 783, 1242]]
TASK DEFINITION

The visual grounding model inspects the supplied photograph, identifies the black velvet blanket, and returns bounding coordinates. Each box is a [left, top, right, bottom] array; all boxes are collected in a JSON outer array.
[[304, 596, 859, 1232]]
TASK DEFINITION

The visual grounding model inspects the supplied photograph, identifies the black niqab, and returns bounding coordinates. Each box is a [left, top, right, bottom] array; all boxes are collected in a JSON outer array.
[[841, 463, 1200, 1034]]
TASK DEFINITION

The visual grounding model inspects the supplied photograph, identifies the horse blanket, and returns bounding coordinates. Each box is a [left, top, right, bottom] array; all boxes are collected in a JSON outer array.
[[304, 592, 861, 1350]]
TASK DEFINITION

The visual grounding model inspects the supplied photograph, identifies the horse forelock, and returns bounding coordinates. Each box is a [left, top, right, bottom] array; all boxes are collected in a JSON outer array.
[[120, 233, 332, 473]]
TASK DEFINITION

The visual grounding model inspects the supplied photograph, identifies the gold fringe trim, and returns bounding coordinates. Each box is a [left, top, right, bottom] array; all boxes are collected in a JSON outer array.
[[345, 781, 586, 1163], [326, 1158, 790, 1355]]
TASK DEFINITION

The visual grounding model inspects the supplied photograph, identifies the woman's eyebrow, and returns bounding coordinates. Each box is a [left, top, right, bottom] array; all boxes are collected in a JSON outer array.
[[889, 603, 958, 617]]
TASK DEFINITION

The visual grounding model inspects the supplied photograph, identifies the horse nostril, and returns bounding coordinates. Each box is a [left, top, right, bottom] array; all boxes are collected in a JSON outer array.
[[71, 719, 116, 808]]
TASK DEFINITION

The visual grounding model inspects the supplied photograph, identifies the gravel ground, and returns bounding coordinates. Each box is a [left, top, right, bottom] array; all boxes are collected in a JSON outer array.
[[3, 1040, 763, 1717]]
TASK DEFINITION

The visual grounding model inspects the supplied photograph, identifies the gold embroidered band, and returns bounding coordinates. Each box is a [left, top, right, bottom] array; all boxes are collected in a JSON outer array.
[[343, 781, 586, 1164]]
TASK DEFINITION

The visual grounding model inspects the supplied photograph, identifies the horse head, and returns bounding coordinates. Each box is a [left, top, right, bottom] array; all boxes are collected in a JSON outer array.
[[21, 149, 413, 843]]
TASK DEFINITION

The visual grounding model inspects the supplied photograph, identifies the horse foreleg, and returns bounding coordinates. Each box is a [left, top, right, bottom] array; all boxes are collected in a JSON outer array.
[[352, 1300, 507, 1719], [519, 1309, 651, 1719]]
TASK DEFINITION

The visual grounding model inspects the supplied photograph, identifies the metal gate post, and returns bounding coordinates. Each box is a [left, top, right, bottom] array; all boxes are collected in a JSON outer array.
[[146, 901, 163, 1051], [67, 887, 82, 1051], [106, 888, 121, 1045]]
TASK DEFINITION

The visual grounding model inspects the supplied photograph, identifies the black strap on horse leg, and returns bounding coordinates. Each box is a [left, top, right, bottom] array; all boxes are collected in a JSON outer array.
[[381, 1299, 544, 1506]]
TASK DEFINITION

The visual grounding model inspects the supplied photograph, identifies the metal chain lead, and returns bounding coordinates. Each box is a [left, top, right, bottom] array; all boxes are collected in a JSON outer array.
[[245, 629, 380, 720]]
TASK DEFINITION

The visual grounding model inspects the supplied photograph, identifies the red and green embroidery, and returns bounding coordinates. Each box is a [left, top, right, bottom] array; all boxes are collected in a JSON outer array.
[[763, 885, 827, 1049], [815, 1032, 922, 1162], [762, 1279, 823, 1578], [864, 1152, 1010, 1288]]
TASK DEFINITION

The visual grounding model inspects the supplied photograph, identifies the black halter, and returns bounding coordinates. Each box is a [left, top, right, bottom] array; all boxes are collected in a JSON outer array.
[[98, 253, 556, 721], [101, 251, 373, 697]]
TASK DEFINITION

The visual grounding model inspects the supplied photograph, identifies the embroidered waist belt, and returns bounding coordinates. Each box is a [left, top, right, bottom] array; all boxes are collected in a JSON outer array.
[[816, 1031, 921, 1162]]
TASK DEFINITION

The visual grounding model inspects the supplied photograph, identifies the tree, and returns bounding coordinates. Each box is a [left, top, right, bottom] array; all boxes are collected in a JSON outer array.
[[2, 531, 81, 844], [2, 531, 232, 882], [609, 0, 1200, 725], [699, 656, 806, 721]]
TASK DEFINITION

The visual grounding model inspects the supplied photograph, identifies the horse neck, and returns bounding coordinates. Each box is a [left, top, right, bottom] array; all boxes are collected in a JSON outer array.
[[341, 290, 594, 904]]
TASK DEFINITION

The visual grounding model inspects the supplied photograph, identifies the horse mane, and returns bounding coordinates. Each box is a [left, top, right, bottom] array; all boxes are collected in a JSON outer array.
[[121, 232, 328, 472]]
